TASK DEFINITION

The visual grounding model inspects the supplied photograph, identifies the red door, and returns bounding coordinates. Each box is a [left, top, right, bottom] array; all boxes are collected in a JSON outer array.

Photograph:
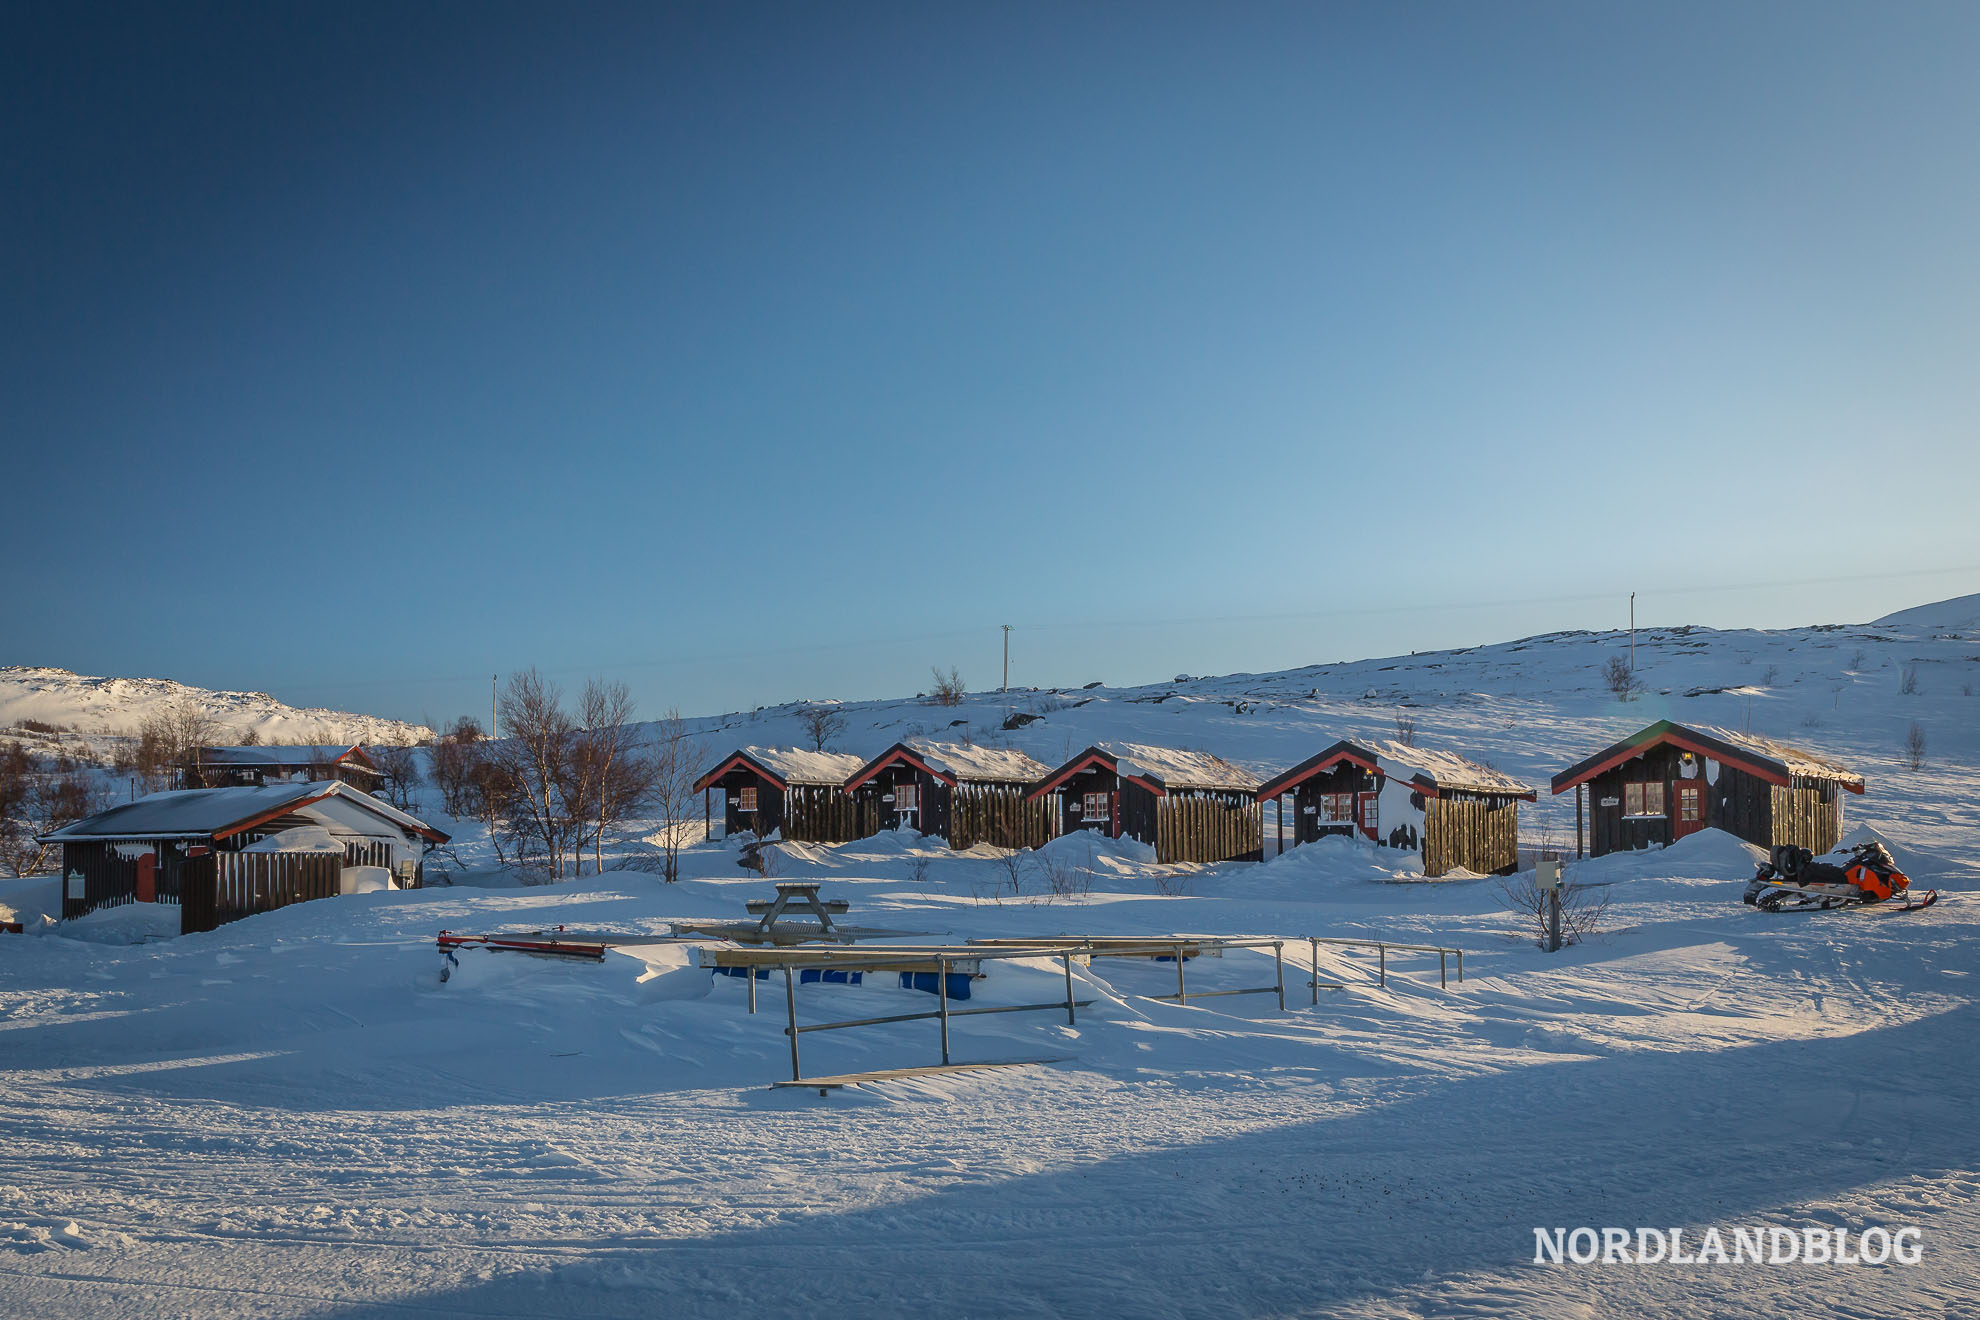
[[135, 852, 157, 903], [1673, 782, 1706, 840]]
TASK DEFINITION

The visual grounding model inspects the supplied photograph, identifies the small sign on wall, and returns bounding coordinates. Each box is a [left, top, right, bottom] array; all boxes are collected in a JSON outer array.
[[1600, 797, 1620, 808], [67, 870, 85, 899]]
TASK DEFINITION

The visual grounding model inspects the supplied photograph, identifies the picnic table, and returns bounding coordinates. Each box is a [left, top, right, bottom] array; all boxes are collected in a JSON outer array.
[[742, 882, 851, 940]]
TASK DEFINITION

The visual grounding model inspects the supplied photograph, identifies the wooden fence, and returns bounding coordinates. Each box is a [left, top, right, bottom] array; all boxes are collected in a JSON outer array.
[[180, 852, 345, 933], [783, 786, 881, 843], [1770, 782, 1843, 855], [1154, 794, 1262, 865], [950, 785, 1058, 851], [1422, 797, 1521, 877]]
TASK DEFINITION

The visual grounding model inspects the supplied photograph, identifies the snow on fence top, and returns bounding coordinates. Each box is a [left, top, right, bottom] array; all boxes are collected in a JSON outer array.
[[902, 738, 1051, 784], [1097, 741, 1260, 792]]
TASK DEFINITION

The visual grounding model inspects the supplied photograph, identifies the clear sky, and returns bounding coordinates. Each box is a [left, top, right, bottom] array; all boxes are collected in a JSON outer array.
[[5, 1, 1978, 726]]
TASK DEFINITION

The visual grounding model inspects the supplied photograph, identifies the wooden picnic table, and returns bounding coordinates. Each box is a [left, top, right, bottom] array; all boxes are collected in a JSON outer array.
[[742, 882, 849, 939]]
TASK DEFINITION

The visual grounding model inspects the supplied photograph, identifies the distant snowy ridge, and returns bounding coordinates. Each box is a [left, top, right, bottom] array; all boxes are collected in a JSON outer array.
[[1871, 591, 1980, 635], [0, 666, 431, 759]]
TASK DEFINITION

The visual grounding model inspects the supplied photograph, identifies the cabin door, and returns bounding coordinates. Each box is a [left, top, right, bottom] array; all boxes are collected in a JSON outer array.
[[1672, 781, 1706, 841], [135, 851, 157, 903]]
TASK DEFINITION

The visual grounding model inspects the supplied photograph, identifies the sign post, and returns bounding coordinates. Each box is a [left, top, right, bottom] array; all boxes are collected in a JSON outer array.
[[1538, 857, 1563, 953]]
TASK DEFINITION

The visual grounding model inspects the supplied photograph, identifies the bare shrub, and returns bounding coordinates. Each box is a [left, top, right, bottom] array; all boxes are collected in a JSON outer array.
[[0, 744, 109, 878], [1151, 869, 1192, 898], [928, 667, 967, 707], [1760, 665, 1781, 686], [1899, 665, 1919, 696], [1848, 649, 1866, 671], [908, 854, 931, 886], [1499, 865, 1608, 948], [798, 704, 846, 751], [991, 848, 1025, 900], [1394, 711, 1417, 746], [1904, 721, 1926, 770], [1034, 846, 1092, 900], [1602, 656, 1641, 702]]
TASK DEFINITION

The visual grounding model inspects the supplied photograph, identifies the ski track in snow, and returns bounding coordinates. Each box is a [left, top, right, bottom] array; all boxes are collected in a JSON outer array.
[[2, 615, 1977, 1317]]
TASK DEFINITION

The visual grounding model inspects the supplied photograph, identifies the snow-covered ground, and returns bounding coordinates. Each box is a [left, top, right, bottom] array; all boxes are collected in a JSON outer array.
[[1, 601, 1975, 1317]]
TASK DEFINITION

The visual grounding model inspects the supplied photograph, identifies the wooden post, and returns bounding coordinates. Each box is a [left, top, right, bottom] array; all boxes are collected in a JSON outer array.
[[1175, 942, 1187, 1005], [1378, 943, 1386, 988], [1576, 784, 1585, 859], [783, 966, 800, 1082], [936, 956, 951, 1065], [1439, 949, 1447, 988], [747, 967, 757, 1014]]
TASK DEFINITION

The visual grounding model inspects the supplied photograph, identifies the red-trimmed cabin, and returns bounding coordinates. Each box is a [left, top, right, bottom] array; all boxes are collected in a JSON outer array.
[[1025, 742, 1261, 865], [693, 746, 869, 842], [1255, 739, 1534, 877], [181, 743, 384, 791], [1551, 720, 1863, 858], [843, 739, 1055, 850]]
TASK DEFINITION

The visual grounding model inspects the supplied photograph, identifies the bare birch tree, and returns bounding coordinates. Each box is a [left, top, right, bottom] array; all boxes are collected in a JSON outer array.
[[497, 669, 582, 878], [648, 708, 704, 883], [576, 679, 644, 876]]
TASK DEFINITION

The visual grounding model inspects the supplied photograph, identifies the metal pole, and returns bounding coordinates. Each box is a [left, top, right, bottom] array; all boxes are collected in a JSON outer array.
[[1629, 592, 1635, 676], [1175, 942, 1187, 1005], [1379, 943, 1386, 988], [1063, 952, 1076, 1025], [1309, 937, 1319, 1005], [1439, 950, 1447, 989], [1548, 888, 1562, 953], [1273, 942, 1285, 1011], [1456, 949, 1464, 984], [1001, 624, 1011, 692], [491, 674, 498, 741], [936, 957, 952, 1065], [747, 967, 757, 1014], [784, 965, 800, 1082]]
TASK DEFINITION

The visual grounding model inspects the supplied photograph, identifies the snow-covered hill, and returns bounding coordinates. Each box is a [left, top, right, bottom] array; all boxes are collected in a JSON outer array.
[[0, 666, 431, 758]]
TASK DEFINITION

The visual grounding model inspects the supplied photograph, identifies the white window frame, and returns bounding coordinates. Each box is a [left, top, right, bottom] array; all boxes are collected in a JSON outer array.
[[895, 782, 918, 812], [1082, 791, 1110, 822]]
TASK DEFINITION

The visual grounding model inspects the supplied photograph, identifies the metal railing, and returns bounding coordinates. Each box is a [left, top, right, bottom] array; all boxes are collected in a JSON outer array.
[[1304, 936, 1464, 1001], [966, 937, 1288, 1009]]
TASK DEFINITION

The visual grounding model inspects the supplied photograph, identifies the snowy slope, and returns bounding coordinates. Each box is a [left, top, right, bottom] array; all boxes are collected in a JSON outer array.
[[0, 666, 430, 759]]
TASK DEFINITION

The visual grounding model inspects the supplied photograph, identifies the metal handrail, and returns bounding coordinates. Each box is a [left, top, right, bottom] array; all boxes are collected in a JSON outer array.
[[1304, 935, 1464, 999]]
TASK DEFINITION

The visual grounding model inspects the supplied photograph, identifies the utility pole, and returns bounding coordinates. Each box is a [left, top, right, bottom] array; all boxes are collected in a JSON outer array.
[[491, 674, 498, 740], [1001, 625, 1011, 692], [1629, 592, 1636, 675]]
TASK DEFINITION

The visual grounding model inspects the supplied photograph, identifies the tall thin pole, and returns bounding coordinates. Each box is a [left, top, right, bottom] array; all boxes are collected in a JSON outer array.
[[1001, 625, 1011, 692], [1629, 593, 1636, 675], [491, 674, 498, 740]]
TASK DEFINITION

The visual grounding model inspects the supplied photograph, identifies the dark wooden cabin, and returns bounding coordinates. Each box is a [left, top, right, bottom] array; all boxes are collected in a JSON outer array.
[[40, 781, 447, 932], [843, 739, 1055, 850], [180, 744, 383, 791], [694, 747, 870, 843], [1025, 742, 1261, 865], [1551, 720, 1863, 858], [1255, 738, 1534, 877]]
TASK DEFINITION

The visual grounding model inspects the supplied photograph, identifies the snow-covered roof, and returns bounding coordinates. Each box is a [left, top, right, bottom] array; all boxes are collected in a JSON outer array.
[[1688, 726, 1863, 787], [1549, 720, 1863, 794], [198, 744, 376, 769], [901, 738, 1050, 784], [1093, 742, 1259, 792], [699, 746, 868, 788], [1356, 739, 1536, 797], [1256, 739, 1534, 800], [41, 781, 448, 844]]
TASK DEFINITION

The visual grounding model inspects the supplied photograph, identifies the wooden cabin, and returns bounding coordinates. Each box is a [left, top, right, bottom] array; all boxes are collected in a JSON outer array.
[[694, 747, 870, 842], [843, 739, 1055, 850], [1025, 742, 1261, 864], [40, 781, 448, 931], [1550, 720, 1863, 858], [1255, 739, 1534, 877], [180, 744, 383, 791]]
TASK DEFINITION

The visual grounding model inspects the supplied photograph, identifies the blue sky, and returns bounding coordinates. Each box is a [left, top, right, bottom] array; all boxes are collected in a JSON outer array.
[[4, 2, 1978, 726]]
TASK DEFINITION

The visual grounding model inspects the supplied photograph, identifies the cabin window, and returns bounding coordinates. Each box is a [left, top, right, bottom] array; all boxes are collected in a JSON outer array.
[[1623, 782, 1664, 818], [895, 783, 918, 812], [1317, 792, 1354, 823], [737, 786, 758, 812], [1082, 791, 1110, 821]]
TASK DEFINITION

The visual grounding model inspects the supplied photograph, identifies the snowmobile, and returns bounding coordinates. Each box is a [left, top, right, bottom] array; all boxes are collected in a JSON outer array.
[[1743, 840, 1938, 913]]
